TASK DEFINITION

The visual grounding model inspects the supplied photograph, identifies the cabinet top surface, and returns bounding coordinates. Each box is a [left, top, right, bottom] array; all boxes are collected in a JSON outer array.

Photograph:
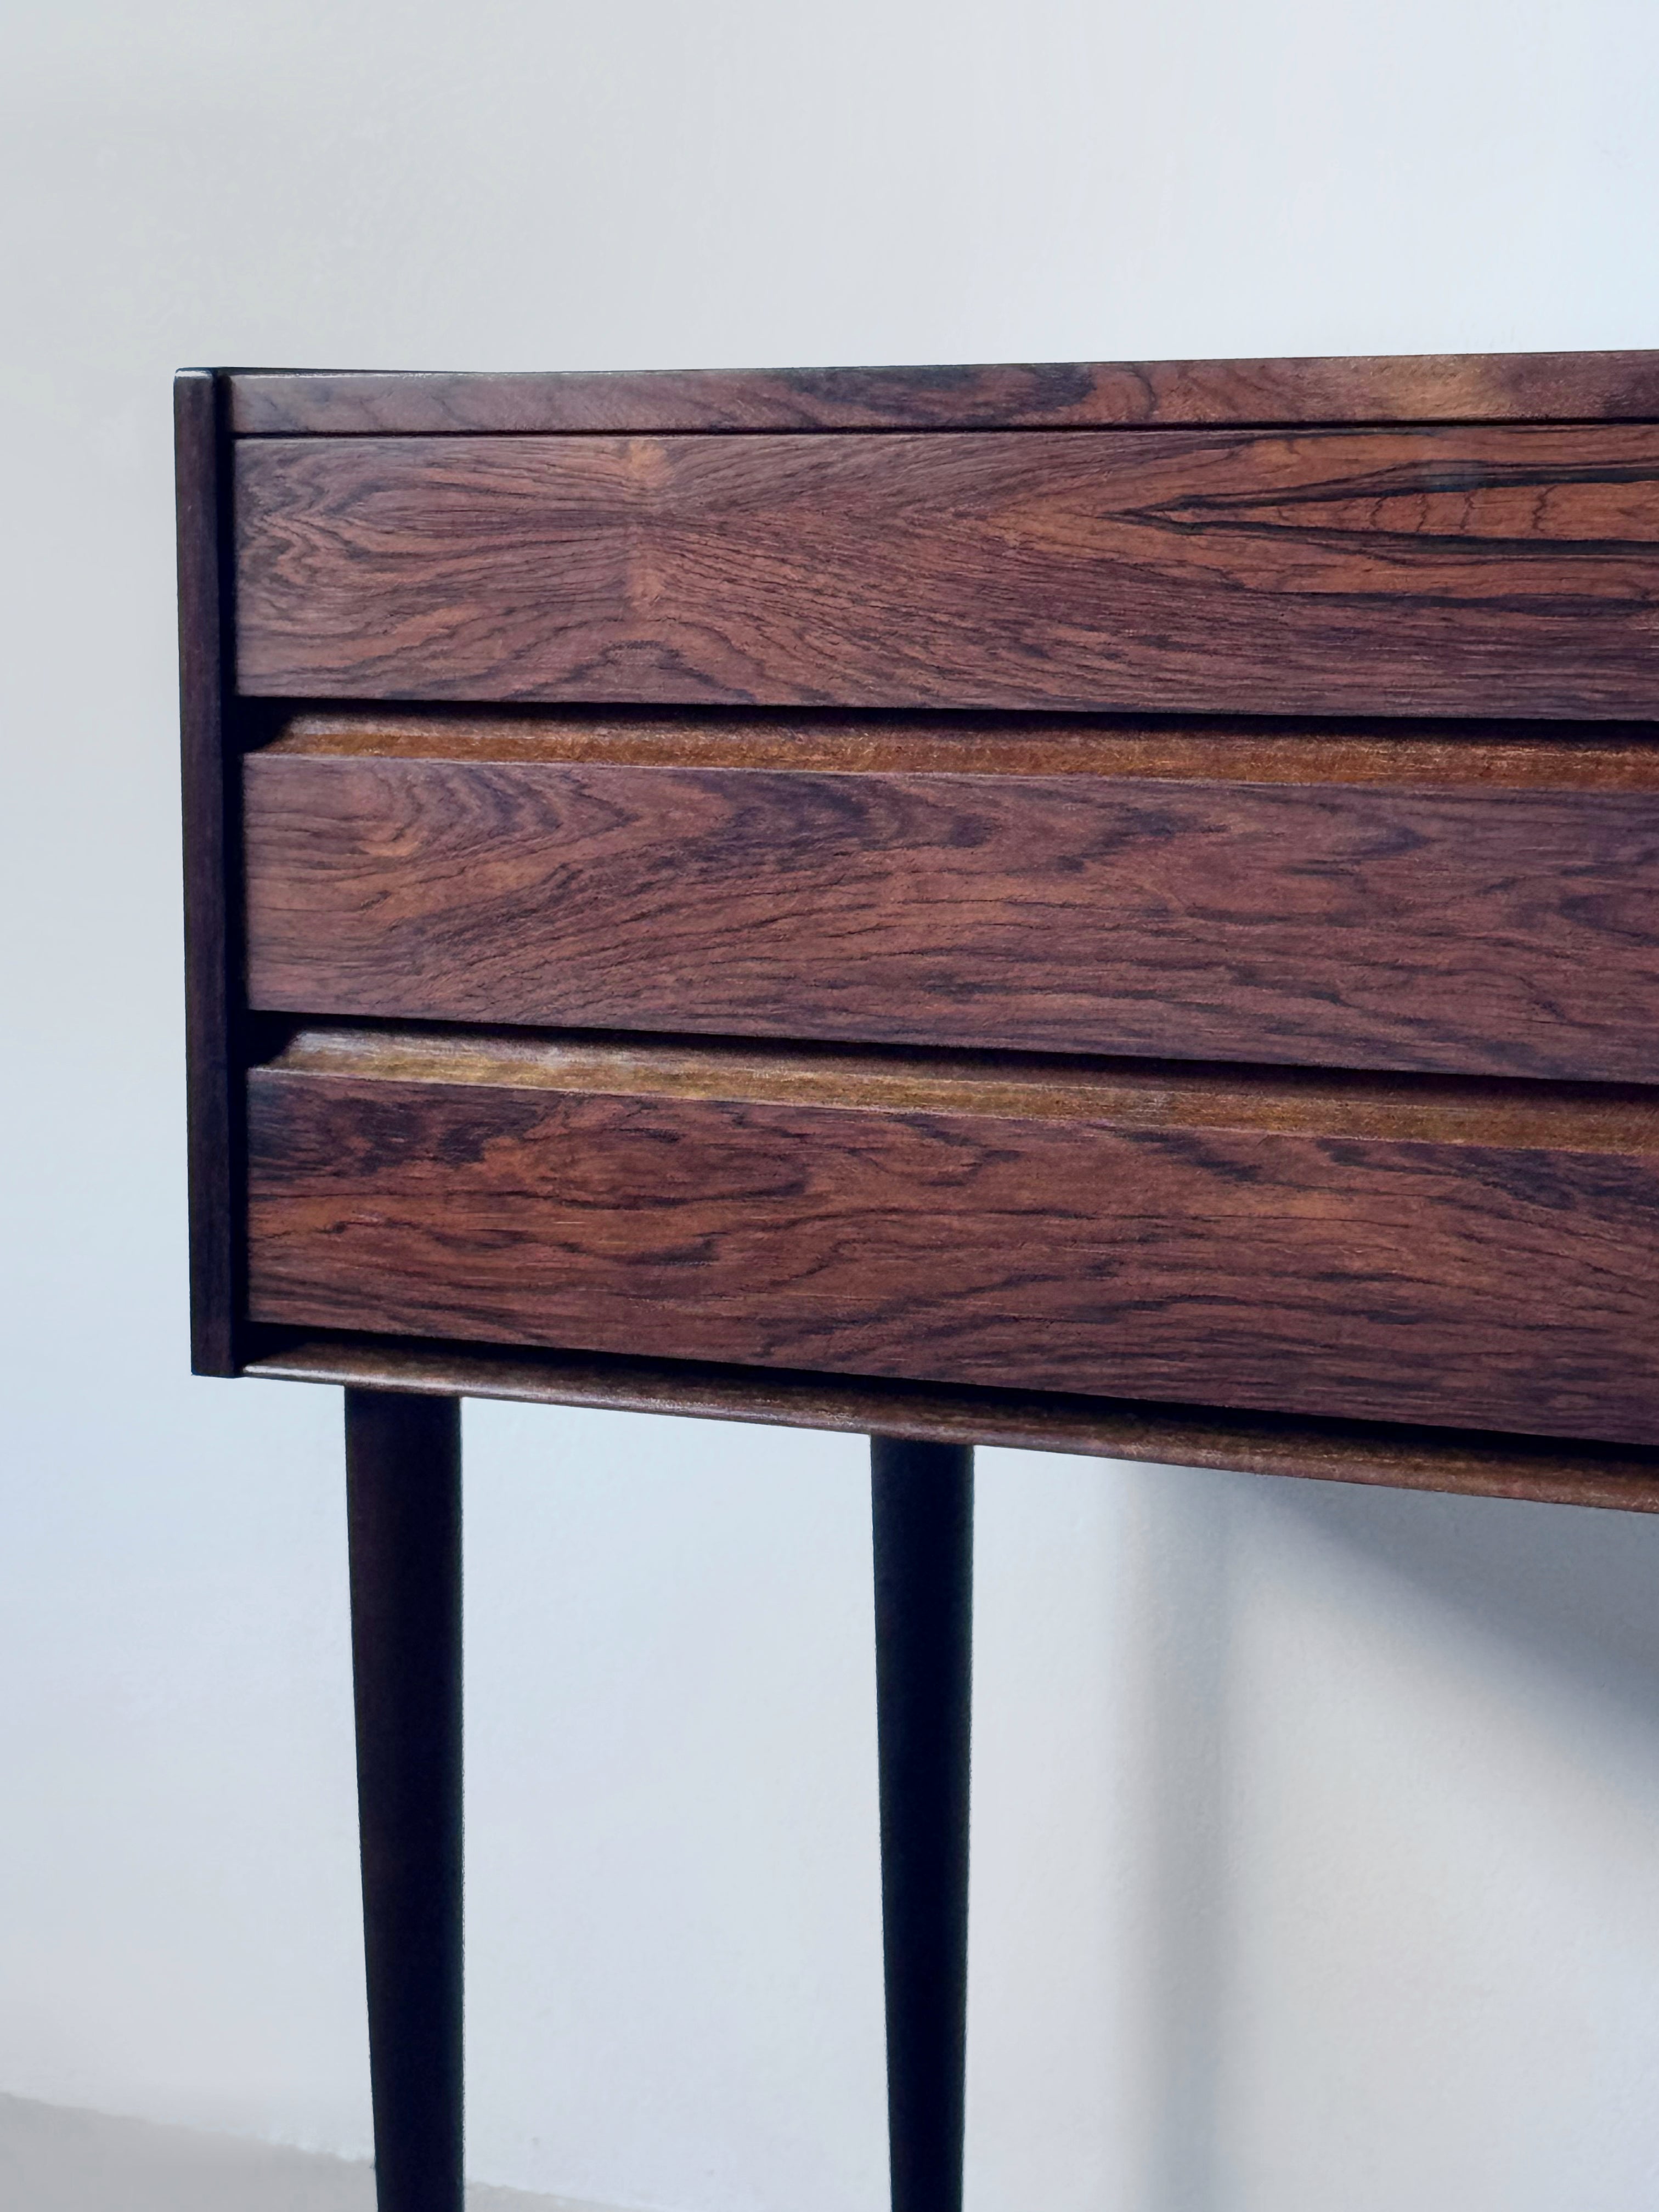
[[206, 349, 1659, 437]]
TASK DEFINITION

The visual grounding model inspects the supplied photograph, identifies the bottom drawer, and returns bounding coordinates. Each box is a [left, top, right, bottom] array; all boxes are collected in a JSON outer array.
[[246, 1027, 1659, 1446]]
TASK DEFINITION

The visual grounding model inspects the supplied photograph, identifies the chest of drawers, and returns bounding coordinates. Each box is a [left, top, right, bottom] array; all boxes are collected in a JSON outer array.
[[178, 351, 1659, 2211]]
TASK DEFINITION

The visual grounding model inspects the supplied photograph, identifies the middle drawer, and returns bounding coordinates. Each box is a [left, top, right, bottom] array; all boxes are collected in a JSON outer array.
[[244, 713, 1659, 1081]]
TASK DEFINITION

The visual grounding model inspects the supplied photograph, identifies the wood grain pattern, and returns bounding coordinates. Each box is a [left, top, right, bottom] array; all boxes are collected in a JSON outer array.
[[176, 369, 241, 1375], [245, 1029, 1659, 1447], [227, 351, 1659, 437], [233, 429, 1659, 715], [244, 1328, 1659, 1515], [246, 713, 1659, 1081]]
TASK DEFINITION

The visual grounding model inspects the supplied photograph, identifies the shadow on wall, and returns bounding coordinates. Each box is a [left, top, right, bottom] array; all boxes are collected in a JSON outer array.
[[1124, 1460, 1659, 2212], [1261, 1477, 1659, 1739]]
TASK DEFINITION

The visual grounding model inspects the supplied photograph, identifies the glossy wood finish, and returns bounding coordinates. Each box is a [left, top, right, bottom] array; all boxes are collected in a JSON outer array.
[[246, 712, 1659, 1081], [233, 427, 1659, 716], [227, 350, 1659, 436], [176, 369, 242, 1375], [187, 351, 1659, 1499], [872, 1438, 973, 2212], [185, 351, 1659, 2212], [346, 1388, 464, 2212], [247, 1328, 1659, 1514], [244, 1028, 1659, 1446]]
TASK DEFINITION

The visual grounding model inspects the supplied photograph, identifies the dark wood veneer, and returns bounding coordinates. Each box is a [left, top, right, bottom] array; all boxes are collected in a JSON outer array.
[[227, 350, 1659, 436], [245, 1329, 1659, 1515], [245, 712, 1659, 1081], [245, 1028, 1659, 1447], [183, 353, 1659, 1479], [176, 369, 242, 1375], [232, 428, 1659, 715], [185, 349, 1659, 2212]]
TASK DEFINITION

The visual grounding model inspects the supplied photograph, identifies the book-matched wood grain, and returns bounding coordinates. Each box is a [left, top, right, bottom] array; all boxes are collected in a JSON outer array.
[[227, 350, 1659, 436], [187, 351, 1659, 1491], [245, 1029, 1659, 1447], [232, 428, 1659, 715], [176, 369, 241, 1375], [245, 713, 1659, 1081]]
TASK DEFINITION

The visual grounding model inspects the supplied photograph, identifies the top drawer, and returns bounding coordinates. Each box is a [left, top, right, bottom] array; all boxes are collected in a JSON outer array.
[[233, 428, 1659, 716]]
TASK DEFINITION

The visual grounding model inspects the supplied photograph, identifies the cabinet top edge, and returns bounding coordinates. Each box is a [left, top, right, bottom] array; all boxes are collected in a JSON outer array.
[[211, 351, 1659, 437]]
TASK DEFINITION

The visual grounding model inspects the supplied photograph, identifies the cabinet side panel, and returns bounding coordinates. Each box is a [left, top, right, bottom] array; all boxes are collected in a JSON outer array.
[[177, 370, 242, 1373]]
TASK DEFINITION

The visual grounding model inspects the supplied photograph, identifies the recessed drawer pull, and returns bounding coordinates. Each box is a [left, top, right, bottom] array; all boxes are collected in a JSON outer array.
[[247, 1026, 1659, 1448], [245, 712, 1659, 1082]]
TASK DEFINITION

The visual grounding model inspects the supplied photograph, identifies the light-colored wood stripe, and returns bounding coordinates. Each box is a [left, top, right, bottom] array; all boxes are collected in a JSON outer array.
[[244, 1332, 1659, 1515], [246, 1031, 1659, 1443], [256, 708, 1659, 790], [258, 1025, 1659, 1153]]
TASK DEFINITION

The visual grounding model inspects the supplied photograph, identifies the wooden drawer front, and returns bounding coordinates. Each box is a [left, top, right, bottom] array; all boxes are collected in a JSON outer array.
[[244, 717, 1659, 1082], [233, 429, 1659, 717], [245, 1030, 1659, 1446]]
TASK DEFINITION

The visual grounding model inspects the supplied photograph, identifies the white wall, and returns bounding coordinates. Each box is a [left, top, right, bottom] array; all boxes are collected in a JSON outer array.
[[3, 2, 1659, 2205]]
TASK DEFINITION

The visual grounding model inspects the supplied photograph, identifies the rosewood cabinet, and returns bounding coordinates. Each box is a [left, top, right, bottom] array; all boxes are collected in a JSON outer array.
[[178, 350, 1659, 2211]]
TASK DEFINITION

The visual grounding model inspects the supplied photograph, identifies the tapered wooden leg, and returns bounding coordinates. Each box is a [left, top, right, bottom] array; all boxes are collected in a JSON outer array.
[[871, 1436, 974, 2212], [346, 1388, 464, 2212]]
